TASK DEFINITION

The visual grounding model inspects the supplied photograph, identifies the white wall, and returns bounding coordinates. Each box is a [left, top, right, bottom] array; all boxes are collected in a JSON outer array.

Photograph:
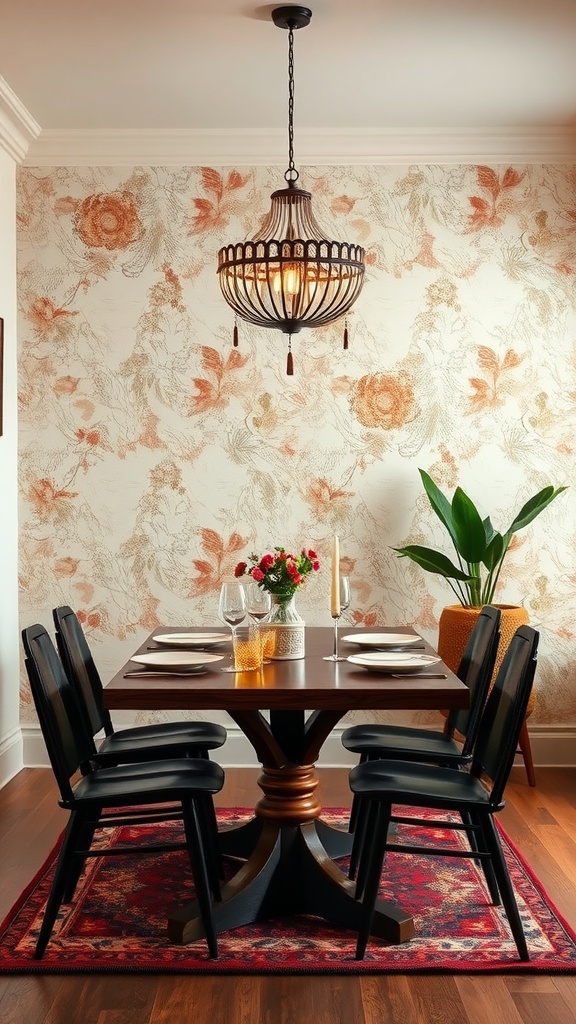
[[0, 145, 22, 784], [0, 76, 39, 784]]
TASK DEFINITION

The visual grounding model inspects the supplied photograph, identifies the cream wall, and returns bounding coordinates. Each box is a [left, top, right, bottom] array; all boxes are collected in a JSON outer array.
[[15, 161, 576, 766], [0, 147, 22, 784]]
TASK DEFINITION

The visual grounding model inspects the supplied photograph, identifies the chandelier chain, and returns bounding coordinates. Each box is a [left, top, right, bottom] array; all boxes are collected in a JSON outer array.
[[285, 24, 299, 184]]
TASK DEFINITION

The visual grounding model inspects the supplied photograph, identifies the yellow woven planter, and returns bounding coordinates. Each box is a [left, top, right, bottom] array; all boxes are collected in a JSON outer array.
[[437, 604, 534, 716]]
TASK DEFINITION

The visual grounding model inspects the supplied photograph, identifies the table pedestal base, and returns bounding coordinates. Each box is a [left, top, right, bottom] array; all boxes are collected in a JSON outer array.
[[167, 816, 415, 947]]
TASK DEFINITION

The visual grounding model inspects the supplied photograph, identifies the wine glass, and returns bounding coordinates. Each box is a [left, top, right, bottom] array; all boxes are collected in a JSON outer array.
[[245, 582, 272, 623], [323, 575, 351, 662], [245, 581, 273, 663], [218, 582, 247, 671]]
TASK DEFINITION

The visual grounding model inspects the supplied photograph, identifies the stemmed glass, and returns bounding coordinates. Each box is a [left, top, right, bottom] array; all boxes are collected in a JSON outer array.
[[245, 582, 272, 663], [218, 582, 247, 672], [245, 582, 272, 623], [323, 575, 351, 662]]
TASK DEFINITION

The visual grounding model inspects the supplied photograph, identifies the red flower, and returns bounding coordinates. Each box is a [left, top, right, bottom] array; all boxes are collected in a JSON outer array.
[[251, 567, 265, 582], [260, 554, 274, 570], [287, 563, 301, 584], [234, 561, 247, 578]]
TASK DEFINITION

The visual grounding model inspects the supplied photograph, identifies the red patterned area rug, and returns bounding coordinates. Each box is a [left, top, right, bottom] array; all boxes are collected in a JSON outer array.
[[1, 808, 575, 974]]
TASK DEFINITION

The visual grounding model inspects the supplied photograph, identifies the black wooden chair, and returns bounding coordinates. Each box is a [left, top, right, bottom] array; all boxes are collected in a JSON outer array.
[[349, 624, 539, 961], [342, 605, 501, 853], [52, 605, 227, 767], [22, 623, 225, 959]]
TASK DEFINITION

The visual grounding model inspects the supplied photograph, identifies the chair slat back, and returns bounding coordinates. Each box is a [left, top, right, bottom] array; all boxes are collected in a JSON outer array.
[[471, 625, 539, 804], [22, 624, 92, 801], [53, 605, 112, 738], [447, 605, 501, 754]]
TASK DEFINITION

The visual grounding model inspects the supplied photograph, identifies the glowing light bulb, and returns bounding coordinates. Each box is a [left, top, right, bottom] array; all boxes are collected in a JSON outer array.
[[284, 265, 300, 295]]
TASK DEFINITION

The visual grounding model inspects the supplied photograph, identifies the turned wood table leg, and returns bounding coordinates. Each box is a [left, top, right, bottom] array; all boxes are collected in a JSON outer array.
[[256, 764, 321, 822]]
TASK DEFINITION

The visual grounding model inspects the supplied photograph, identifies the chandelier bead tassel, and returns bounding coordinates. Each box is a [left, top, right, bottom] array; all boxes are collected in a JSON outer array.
[[286, 338, 294, 375], [217, 5, 365, 374]]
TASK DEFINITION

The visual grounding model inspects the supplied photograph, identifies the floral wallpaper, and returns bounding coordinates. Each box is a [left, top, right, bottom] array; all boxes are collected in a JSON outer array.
[[16, 162, 576, 731]]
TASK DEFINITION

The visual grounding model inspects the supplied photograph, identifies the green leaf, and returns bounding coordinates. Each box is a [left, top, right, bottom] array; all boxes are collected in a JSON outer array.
[[507, 486, 568, 534], [451, 488, 488, 562], [483, 531, 505, 570], [482, 516, 497, 544], [393, 544, 476, 582], [419, 469, 458, 546]]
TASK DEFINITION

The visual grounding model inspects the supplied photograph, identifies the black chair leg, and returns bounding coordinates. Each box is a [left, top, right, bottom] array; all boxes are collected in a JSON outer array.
[[348, 792, 361, 835], [62, 812, 100, 902], [355, 802, 390, 960], [347, 755, 369, 835], [348, 796, 367, 880], [463, 810, 501, 905], [352, 798, 378, 893], [481, 814, 529, 961], [198, 794, 223, 896], [181, 799, 219, 959], [35, 812, 87, 958]]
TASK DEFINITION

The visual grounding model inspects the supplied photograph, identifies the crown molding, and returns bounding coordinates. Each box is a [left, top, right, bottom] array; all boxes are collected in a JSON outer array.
[[0, 76, 41, 163], [22, 125, 576, 167]]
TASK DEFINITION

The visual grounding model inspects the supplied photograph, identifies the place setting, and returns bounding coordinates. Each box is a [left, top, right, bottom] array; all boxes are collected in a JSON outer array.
[[149, 632, 230, 648], [342, 632, 425, 650], [124, 578, 276, 679], [346, 650, 446, 678], [123, 649, 226, 679], [340, 616, 446, 678]]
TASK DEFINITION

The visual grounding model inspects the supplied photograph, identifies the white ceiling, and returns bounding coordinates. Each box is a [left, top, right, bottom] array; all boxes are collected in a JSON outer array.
[[1, 0, 576, 163]]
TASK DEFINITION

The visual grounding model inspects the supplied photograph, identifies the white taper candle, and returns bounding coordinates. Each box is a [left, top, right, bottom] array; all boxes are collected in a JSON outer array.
[[330, 535, 340, 617]]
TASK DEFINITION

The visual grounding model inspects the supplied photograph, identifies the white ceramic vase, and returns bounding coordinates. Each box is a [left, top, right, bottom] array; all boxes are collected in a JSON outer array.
[[268, 594, 305, 660]]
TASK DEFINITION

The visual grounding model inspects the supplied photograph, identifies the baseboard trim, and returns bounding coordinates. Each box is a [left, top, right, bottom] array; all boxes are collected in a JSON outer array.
[[20, 721, 576, 771], [316, 724, 576, 770], [21, 724, 53, 768], [0, 726, 24, 786]]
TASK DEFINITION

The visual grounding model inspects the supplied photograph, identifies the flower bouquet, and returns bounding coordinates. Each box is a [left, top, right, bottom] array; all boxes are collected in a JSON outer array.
[[234, 547, 320, 660], [234, 547, 320, 604]]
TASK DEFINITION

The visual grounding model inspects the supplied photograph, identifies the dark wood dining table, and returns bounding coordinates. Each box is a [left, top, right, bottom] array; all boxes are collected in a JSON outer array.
[[103, 625, 469, 947]]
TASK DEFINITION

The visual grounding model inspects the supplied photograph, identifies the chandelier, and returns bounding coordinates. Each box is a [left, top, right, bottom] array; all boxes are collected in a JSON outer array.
[[216, 5, 365, 375]]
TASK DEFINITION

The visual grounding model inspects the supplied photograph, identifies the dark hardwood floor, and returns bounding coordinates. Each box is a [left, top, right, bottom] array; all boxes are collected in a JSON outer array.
[[1, 764, 575, 1024]]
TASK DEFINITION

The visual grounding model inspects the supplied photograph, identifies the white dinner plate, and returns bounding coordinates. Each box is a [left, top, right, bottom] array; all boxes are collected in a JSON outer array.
[[347, 652, 441, 674], [151, 632, 229, 647], [342, 632, 423, 647], [124, 668, 207, 678], [130, 651, 224, 670]]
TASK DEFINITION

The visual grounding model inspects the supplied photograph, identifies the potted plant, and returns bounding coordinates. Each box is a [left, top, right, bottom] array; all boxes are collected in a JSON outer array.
[[393, 468, 566, 681], [393, 469, 567, 608]]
